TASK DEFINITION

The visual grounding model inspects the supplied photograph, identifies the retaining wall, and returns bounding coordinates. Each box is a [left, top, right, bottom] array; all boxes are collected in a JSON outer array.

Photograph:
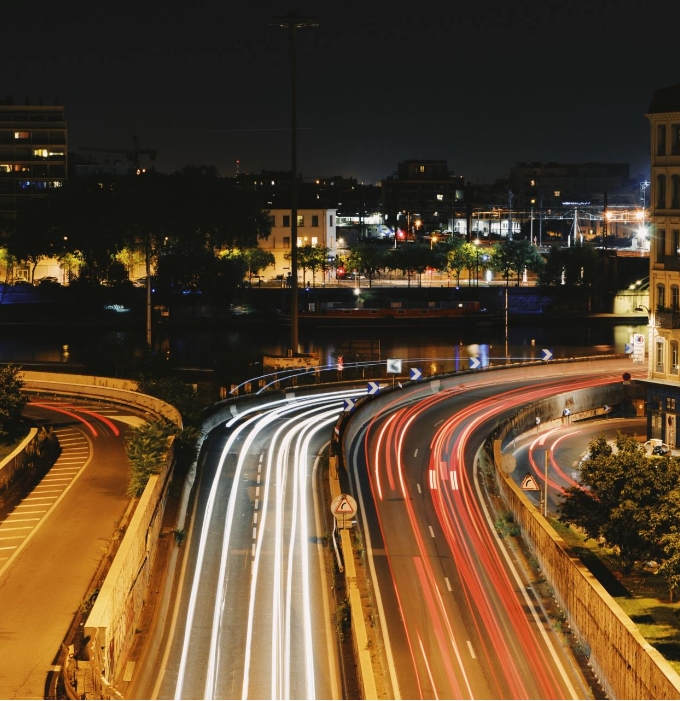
[[0, 428, 38, 493]]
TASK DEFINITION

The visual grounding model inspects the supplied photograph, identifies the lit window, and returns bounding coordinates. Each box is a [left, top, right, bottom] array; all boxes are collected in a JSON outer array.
[[14, 131, 29, 139], [436, 193, 444, 201], [34, 149, 48, 158], [672, 342, 679, 374], [419, 165, 425, 173], [0, 164, 10, 173], [297, 215, 304, 227], [311, 237, 318, 246], [554, 190, 561, 197], [530, 179, 536, 187], [48, 150, 64, 157]]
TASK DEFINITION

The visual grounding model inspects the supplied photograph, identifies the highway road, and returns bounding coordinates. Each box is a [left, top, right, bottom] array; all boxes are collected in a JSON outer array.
[[346, 360, 644, 699], [0, 398, 146, 700], [146, 388, 365, 701], [509, 415, 647, 515]]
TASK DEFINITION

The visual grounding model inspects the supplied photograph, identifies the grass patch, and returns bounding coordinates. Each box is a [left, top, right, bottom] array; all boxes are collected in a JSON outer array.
[[0, 433, 28, 462], [554, 519, 680, 675]]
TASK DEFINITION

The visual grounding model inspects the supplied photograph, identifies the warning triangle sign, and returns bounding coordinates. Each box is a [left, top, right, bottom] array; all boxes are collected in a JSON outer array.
[[335, 497, 355, 513], [521, 473, 540, 491]]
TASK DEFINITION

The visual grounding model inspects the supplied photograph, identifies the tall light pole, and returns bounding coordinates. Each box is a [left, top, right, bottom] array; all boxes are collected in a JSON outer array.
[[271, 11, 319, 355]]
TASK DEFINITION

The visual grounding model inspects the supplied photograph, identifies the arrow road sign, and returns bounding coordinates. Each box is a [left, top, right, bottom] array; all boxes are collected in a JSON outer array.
[[367, 381, 381, 395], [521, 473, 541, 491], [410, 367, 423, 381], [624, 343, 633, 354], [469, 357, 481, 370], [386, 358, 402, 374], [343, 398, 356, 412], [541, 348, 553, 361]]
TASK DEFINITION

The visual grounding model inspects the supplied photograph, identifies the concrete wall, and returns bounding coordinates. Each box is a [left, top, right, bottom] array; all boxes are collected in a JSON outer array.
[[0, 428, 37, 493], [85, 443, 174, 694]]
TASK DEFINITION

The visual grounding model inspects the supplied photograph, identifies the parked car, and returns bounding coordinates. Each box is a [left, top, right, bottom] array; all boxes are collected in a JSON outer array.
[[11, 278, 32, 287], [34, 276, 60, 286]]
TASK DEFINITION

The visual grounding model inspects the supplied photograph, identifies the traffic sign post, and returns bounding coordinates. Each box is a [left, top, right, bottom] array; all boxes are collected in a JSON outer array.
[[410, 367, 423, 381], [331, 493, 357, 530], [367, 381, 380, 395]]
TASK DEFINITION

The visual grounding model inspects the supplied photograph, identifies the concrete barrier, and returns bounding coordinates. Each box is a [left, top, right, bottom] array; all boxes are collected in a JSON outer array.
[[0, 428, 38, 493]]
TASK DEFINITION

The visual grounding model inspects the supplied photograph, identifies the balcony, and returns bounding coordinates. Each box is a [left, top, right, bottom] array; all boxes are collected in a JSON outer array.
[[656, 309, 680, 329]]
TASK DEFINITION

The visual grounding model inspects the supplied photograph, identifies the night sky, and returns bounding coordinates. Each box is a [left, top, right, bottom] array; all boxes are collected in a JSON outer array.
[[4, 0, 679, 184]]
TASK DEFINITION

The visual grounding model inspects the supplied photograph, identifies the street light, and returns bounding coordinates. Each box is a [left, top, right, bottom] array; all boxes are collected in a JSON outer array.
[[635, 305, 656, 375], [271, 11, 319, 355]]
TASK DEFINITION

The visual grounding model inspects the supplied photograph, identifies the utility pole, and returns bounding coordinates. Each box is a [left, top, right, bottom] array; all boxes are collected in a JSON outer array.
[[271, 12, 319, 356]]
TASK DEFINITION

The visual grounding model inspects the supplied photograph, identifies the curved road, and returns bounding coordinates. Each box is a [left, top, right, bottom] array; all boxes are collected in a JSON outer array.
[[146, 388, 365, 700], [0, 398, 146, 700], [347, 360, 644, 699]]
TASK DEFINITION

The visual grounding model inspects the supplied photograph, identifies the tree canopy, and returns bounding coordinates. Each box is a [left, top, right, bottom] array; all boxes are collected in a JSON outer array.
[[559, 431, 680, 598]]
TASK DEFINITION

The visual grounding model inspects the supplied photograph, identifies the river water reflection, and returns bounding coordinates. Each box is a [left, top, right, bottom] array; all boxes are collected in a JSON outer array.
[[0, 317, 649, 383]]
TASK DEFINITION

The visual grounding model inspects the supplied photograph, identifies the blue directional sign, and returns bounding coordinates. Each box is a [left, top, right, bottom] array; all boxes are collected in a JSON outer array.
[[541, 348, 553, 362], [343, 397, 356, 412], [367, 381, 381, 395], [410, 367, 423, 381], [624, 343, 633, 355], [469, 357, 481, 370]]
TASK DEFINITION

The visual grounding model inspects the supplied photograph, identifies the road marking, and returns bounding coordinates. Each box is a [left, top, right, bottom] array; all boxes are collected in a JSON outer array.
[[429, 526, 435, 538], [417, 483, 422, 493], [467, 640, 476, 659], [254, 498, 259, 510], [445, 577, 452, 591], [253, 512, 258, 525], [414, 448, 419, 457], [450, 470, 459, 490]]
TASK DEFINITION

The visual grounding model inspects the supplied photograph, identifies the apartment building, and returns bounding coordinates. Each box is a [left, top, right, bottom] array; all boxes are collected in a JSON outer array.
[[261, 208, 338, 283], [641, 83, 680, 445], [0, 97, 67, 221]]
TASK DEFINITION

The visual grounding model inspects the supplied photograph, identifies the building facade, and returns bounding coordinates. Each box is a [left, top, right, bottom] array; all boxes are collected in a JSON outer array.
[[642, 84, 680, 445], [381, 160, 466, 236], [0, 97, 67, 222], [260, 208, 338, 283]]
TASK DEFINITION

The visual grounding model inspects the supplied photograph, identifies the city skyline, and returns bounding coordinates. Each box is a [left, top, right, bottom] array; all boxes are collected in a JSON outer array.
[[3, 0, 679, 184]]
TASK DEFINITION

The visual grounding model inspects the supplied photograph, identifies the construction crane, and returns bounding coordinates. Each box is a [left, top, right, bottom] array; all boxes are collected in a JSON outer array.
[[79, 135, 157, 169]]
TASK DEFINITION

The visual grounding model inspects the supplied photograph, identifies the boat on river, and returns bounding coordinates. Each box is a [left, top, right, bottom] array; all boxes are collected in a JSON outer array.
[[283, 300, 487, 327]]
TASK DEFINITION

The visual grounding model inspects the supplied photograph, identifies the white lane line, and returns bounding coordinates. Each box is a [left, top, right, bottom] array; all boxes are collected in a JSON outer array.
[[445, 577, 452, 591], [417, 483, 422, 493], [467, 640, 476, 659], [414, 448, 419, 457], [428, 525, 435, 538]]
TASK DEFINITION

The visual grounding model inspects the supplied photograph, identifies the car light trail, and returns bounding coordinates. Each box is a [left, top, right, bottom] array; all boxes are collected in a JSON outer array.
[[172, 388, 362, 700]]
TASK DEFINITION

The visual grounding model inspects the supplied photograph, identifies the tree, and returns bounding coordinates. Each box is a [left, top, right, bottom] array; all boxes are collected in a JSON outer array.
[[559, 432, 680, 573], [489, 239, 544, 287], [344, 244, 389, 287], [125, 420, 175, 497], [0, 364, 28, 439], [445, 238, 469, 286], [539, 241, 599, 288], [242, 248, 276, 283], [288, 244, 329, 287]]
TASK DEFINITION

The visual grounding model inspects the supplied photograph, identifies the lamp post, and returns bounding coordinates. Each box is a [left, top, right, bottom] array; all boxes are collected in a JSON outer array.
[[474, 238, 480, 287], [636, 305, 655, 376], [271, 11, 319, 355]]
